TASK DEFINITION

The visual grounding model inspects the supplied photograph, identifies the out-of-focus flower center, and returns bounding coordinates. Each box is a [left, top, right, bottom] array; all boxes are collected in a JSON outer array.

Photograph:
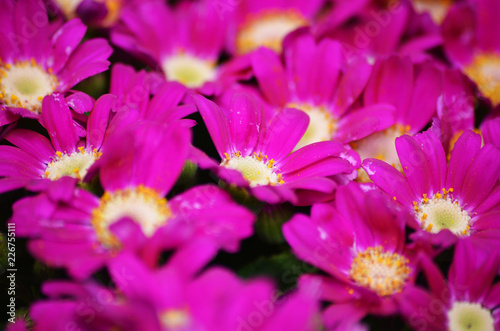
[[0, 60, 58, 113], [236, 9, 308, 54], [414, 188, 471, 236], [162, 52, 216, 88], [352, 124, 409, 182], [286, 103, 337, 151], [464, 53, 500, 106], [350, 246, 411, 297], [221, 151, 284, 187], [102, 0, 122, 26], [45, 147, 101, 181], [91, 185, 172, 248], [160, 309, 191, 330], [55, 0, 122, 25], [412, 0, 452, 24], [55, 0, 83, 18], [448, 302, 494, 331]]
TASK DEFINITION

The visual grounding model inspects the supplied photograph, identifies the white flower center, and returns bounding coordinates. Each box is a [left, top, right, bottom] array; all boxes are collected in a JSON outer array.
[[353, 125, 409, 182], [44, 148, 101, 181], [91, 185, 172, 248], [0, 60, 58, 113], [221, 151, 284, 187], [448, 302, 494, 331], [350, 246, 411, 297], [160, 309, 191, 330], [464, 53, 500, 106], [412, 0, 452, 24], [236, 9, 308, 54], [162, 53, 216, 88], [286, 103, 337, 151], [414, 189, 472, 236]]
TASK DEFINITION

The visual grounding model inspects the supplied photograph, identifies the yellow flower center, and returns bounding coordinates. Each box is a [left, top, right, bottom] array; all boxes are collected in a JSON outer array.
[[286, 103, 337, 151], [352, 124, 410, 182], [91, 185, 172, 249], [221, 151, 284, 187], [412, 0, 453, 24], [44, 147, 101, 181], [162, 52, 217, 88], [0, 59, 58, 113], [464, 53, 500, 106], [236, 9, 308, 54], [159, 309, 190, 330], [448, 302, 494, 331], [413, 188, 471, 236], [350, 246, 411, 297], [102, 0, 122, 26], [54, 0, 83, 19]]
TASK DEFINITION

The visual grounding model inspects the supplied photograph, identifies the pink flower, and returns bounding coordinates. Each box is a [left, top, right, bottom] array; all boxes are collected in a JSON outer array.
[[443, 0, 500, 106], [193, 93, 359, 205], [10, 121, 255, 279], [284, 183, 424, 327], [362, 129, 500, 249], [0, 0, 112, 124], [251, 30, 395, 150], [30, 254, 320, 331]]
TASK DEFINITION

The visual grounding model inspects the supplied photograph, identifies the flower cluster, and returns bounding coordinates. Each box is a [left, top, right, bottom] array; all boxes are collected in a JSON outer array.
[[2, 0, 500, 330]]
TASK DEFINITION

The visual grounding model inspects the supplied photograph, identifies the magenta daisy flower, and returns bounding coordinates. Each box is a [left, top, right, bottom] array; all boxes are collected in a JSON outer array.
[[227, 0, 326, 55], [30, 254, 319, 330], [193, 93, 360, 205], [283, 183, 423, 327], [400, 240, 500, 331], [251, 31, 395, 150], [0, 65, 196, 194], [362, 129, 500, 248], [111, 0, 239, 93], [107, 63, 195, 124], [443, 0, 500, 106], [316, 0, 442, 61], [0, 0, 112, 124], [10, 121, 255, 279], [0, 93, 114, 194], [351, 55, 443, 181]]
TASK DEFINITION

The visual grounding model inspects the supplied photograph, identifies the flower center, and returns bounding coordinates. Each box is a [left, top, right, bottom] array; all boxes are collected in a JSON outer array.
[[448, 302, 494, 331], [413, 188, 471, 236], [44, 148, 101, 181], [55, 0, 121, 25], [0, 60, 58, 113], [91, 185, 172, 248], [350, 246, 411, 297], [101, 0, 122, 26], [464, 53, 500, 106], [160, 309, 191, 330], [221, 151, 284, 187], [54, 0, 83, 18], [236, 9, 308, 54], [162, 52, 216, 88], [412, 0, 452, 24], [352, 124, 409, 182], [286, 103, 337, 151]]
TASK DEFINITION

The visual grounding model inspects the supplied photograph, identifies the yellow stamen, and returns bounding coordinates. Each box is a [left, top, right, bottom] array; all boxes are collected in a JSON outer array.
[[350, 246, 410, 297]]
